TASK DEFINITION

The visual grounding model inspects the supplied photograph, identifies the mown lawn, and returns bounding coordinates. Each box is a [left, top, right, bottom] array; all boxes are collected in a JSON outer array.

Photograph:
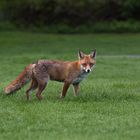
[[0, 31, 140, 140]]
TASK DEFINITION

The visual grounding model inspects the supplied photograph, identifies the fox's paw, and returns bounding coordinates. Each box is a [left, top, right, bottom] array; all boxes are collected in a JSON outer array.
[[58, 96, 65, 101], [73, 93, 80, 97]]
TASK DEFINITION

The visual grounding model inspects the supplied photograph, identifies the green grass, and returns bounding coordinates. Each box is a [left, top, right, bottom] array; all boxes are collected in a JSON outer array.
[[0, 31, 140, 140]]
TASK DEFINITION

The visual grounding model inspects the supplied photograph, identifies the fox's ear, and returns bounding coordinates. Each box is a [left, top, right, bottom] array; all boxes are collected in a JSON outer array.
[[90, 49, 96, 59], [78, 50, 85, 59]]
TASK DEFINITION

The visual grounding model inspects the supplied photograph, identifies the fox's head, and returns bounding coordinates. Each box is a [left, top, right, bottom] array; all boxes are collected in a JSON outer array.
[[78, 50, 96, 73]]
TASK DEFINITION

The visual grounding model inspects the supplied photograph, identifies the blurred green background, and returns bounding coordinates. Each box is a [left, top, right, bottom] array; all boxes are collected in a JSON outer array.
[[0, 0, 140, 33]]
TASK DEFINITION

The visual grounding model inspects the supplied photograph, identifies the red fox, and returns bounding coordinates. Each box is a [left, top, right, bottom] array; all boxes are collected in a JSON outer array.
[[4, 50, 96, 100]]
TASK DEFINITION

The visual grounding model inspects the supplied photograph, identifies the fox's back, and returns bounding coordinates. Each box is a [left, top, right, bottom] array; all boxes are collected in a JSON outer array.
[[33, 60, 73, 82]]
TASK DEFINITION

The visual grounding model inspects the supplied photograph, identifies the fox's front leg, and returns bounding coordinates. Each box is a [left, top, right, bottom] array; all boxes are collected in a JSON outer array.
[[60, 81, 71, 98], [73, 84, 80, 96]]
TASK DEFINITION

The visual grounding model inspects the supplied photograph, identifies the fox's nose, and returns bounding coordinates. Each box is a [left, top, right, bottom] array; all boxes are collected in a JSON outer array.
[[87, 69, 90, 73]]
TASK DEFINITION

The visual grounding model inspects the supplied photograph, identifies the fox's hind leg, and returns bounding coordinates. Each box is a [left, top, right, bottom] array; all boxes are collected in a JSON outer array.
[[26, 79, 38, 100], [35, 76, 49, 100], [36, 81, 47, 100]]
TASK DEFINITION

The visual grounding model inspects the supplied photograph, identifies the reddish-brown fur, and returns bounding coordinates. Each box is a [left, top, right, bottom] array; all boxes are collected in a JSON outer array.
[[4, 64, 34, 94], [4, 50, 96, 100]]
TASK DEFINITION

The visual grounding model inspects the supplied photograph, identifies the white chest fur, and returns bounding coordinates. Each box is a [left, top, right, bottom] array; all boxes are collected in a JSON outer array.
[[72, 72, 89, 85]]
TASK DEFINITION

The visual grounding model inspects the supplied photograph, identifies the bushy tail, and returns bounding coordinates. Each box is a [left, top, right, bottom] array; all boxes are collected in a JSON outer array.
[[4, 64, 35, 94]]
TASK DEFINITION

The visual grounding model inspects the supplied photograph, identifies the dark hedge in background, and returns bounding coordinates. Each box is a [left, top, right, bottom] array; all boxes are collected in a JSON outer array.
[[0, 0, 140, 26]]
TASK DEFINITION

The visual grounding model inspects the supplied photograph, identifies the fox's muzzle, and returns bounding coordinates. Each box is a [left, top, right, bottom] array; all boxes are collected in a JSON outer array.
[[86, 69, 91, 73], [81, 65, 92, 73]]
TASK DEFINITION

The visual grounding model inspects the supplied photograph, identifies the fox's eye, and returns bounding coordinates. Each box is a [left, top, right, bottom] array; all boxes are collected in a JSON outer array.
[[90, 63, 94, 67], [82, 63, 87, 67]]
